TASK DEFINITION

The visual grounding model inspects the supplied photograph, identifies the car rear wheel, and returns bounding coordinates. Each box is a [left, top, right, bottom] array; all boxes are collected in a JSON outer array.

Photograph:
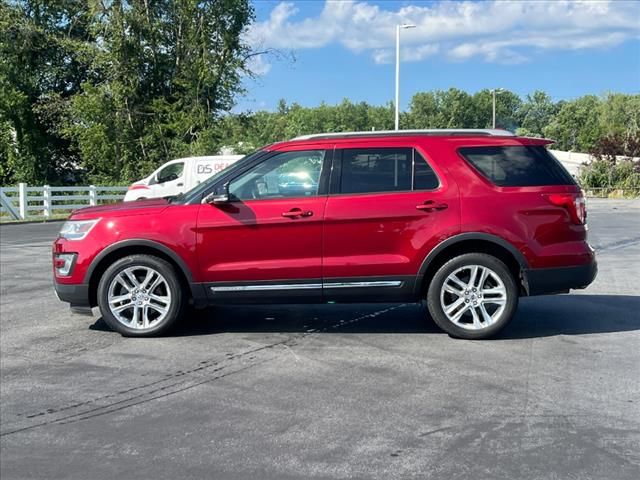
[[97, 254, 184, 337], [426, 253, 518, 339]]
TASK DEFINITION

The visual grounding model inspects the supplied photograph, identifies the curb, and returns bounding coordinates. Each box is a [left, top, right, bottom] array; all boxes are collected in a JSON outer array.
[[0, 219, 66, 226]]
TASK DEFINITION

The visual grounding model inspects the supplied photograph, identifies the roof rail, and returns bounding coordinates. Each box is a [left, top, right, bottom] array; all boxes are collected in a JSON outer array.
[[291, 128, 515, 141]]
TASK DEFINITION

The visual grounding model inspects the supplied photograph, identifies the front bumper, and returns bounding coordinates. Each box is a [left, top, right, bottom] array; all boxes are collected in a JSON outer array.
[[523, 260, 598, 296]]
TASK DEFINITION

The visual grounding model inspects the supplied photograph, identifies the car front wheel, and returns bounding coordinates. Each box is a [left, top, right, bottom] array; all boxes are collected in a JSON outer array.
[[426, 253, 518, 339], [97, 254, 184, 336]]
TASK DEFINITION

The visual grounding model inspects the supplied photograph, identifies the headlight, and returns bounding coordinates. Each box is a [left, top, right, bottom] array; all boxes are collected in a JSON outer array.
[[59, 219, 99, 240]]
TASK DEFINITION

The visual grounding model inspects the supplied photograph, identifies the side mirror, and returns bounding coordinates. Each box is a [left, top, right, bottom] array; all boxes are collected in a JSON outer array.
[[202, 183, 230, 205]]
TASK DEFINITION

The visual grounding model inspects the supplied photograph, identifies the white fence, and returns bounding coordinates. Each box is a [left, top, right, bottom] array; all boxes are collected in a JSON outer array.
[[548, 149, 586, 177], [0, 183, 128, 221]]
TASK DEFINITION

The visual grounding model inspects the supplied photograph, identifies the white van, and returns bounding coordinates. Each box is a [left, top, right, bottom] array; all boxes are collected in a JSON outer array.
[[124, 155, 243, 201]]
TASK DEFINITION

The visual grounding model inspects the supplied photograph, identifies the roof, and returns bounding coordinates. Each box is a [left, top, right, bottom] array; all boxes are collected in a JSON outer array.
[[290, 129, 516, 141]]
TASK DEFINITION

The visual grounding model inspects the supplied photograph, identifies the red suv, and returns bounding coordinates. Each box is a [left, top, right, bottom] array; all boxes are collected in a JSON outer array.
[[53, 129, 596, 339]]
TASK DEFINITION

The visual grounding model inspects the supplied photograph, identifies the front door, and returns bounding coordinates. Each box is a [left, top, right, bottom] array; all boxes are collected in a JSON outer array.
[[196, 148, 330, 303], [322, 144, 460, 302]]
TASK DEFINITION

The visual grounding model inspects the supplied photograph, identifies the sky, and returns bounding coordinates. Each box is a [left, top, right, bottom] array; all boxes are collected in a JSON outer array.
[[235, 0, 640, 112]]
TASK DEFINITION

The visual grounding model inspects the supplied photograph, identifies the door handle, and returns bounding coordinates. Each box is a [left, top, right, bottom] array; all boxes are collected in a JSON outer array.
[[282, 208, 313, 218], [416, 201, 448, 212], [177, 183, 183, 187]]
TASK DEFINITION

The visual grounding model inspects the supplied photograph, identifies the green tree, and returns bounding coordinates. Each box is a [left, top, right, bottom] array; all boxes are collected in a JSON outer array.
[[406, 91, 441, 128], [598, 93, 640, 136], [1, 0, 254, 185], [516, 91, 558, 137], [471, 89, 521, 130], [544, 96, 603, 151], [64, 0, 255, 183], [406, 88, 520, 130], [0, 0, 93, 184]]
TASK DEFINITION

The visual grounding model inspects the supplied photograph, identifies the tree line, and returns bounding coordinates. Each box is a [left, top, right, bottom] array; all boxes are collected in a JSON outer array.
[[1, 1, 639, 186], [219, 92, 640, 158]]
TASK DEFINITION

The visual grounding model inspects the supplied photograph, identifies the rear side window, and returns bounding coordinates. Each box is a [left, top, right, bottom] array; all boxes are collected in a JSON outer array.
[[459, 146, 575, 187], [338, 148, 439, 194], [340, 148, 411, 194]]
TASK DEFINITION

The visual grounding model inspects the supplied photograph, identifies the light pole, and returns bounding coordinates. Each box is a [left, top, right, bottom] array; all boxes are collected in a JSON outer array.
[[395, 23, 416, 130], [490, 88, 505, 129]]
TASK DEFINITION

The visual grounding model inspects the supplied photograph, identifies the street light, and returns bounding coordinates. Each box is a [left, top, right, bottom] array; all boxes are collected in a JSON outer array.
[[395, 23, 416, 130], [490, 88, 505, 129]]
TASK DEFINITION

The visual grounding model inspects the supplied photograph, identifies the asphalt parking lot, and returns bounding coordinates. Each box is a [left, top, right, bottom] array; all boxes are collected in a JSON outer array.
[[1, 199, 639, 480]]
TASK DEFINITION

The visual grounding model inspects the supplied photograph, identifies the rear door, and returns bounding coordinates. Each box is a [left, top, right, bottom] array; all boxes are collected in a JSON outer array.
[[322, 142, 460, 301]]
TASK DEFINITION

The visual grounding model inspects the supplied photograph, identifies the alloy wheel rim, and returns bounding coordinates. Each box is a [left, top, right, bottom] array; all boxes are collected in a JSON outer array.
[[439, 264, 507, 331], [107, 266, 171, 330]]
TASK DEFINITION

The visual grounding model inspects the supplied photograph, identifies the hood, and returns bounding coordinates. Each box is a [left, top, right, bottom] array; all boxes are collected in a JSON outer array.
[[129, 179, 150, 188], [70, 198, 170, 219]]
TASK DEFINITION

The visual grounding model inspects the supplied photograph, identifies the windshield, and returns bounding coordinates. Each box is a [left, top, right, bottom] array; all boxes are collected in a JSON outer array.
[[172, 150, 266, 204]]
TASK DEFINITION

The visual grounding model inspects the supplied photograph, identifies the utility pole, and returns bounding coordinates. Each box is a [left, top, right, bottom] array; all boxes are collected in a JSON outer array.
[[395, 24, 416, 130], [490, 88, 505, 129]]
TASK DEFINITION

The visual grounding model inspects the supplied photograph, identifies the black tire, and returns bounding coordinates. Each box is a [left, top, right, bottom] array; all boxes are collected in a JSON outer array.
[[426, 253, 518, 339], [97, 254, 184, 337]]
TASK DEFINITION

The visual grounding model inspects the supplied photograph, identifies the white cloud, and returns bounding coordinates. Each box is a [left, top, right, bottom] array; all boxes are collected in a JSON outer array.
[[245, 54, 272, 76], [373, 44, 440, 65], [246, 0, 640, 71], [448, 30, 632, 63]]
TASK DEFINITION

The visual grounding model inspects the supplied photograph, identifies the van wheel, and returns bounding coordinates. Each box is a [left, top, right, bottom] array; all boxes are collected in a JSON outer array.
[[426, 253, 518, 339], [97, 254, 184, 337]]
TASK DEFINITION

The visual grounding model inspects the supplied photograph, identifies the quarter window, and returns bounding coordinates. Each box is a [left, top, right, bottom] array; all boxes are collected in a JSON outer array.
[[414, 151, 440, 190], [229, 150, 325, 200]]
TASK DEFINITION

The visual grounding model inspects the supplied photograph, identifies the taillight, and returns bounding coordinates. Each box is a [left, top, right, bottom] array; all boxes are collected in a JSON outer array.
[[545, 193, 586, 225], [575, 195, 586, 224]]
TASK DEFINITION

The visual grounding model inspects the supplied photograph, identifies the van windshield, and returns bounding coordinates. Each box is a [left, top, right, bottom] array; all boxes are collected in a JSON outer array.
[[171, 150, 265, 204]]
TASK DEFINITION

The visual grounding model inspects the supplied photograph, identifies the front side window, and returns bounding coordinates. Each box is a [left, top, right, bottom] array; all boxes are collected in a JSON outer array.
[[156, 162, 184, 183], [229, 150, 326, 200], [338, 148, 439, 194]]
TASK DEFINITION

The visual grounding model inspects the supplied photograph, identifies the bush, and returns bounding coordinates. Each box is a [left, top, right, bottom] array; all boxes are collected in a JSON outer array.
[[589, 132, 640, 161], [579, 159, 640, 192], [578, 132, 640, 197]]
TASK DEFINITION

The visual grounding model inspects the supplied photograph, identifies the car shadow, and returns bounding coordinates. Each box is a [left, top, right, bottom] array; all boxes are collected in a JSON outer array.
[[90, 294, 640, 340]]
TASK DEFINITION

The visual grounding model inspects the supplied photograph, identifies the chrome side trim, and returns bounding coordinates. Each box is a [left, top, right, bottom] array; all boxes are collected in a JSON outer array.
[[210, 280, 402, 293], [323, 281, 403, 288], [210, 283, 322, 292]]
